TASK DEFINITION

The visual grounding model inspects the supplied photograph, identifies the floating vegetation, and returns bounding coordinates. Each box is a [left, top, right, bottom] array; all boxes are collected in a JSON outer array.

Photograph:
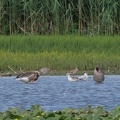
[[1, 105, 120, 120]]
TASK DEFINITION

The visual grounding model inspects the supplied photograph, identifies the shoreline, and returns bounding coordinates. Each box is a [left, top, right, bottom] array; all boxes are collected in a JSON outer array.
[[0, 70, 120, 77]]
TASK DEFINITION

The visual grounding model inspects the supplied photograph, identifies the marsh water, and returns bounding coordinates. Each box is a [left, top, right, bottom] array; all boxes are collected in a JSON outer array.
[[0, 75, 120, 112]]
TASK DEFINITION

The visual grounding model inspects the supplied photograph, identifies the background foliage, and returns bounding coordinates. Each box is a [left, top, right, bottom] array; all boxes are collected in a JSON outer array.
[[0, 35, 119, 74], [0, 0, 119, 35]]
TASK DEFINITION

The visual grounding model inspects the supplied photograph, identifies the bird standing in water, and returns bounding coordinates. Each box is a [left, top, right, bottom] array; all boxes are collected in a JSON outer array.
[[69, 67, 78, 76], [16, 71, 40, 83], [39, 67, 51, 75], [93, 65, 105, 83], [78, 73, 88, 80], [66, 73, 79, 81]]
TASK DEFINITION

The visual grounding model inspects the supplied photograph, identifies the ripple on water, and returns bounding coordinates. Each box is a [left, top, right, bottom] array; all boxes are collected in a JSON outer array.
[[0, 75, 120, 111]]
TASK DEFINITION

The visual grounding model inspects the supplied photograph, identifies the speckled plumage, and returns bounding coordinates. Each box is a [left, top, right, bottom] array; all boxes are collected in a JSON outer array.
[[69, 67, 78, 75], [16, 71, 40, 83]]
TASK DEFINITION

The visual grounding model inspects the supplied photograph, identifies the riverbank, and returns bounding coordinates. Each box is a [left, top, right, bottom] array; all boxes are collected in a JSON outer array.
[[0, 35, 119, 73], [0, 69, 119, 77]]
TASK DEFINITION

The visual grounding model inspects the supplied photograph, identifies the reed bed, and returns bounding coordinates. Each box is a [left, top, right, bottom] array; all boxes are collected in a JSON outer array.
[[0, 0, 119, 35], [0, 35, 119, 74]]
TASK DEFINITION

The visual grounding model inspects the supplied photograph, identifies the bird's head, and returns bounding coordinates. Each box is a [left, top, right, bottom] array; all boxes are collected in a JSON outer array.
[[66, 73, 70, 75], [95, 65, 99, 72], [34, 71, 40, 76], [84, 73, 88, 76]]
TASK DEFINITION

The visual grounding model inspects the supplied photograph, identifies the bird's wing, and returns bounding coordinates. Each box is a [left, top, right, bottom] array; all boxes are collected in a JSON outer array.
[[78, 75, 84, 80], [28, 74, 35, 79], [16, 72, 35, 78], [16, 72, 26, 78], [78, 75, 88, 80], [71, 76, 79, 81]]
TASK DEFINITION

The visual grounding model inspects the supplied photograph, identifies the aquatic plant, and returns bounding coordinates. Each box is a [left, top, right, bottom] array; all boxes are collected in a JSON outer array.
[[1, 105, 120, 120]]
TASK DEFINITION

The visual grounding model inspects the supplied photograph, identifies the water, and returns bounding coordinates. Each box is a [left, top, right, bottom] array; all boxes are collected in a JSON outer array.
[[0, 75, 120, 112]]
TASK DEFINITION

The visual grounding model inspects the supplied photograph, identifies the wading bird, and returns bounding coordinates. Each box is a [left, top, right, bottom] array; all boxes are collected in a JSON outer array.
[[93, 65, 105, 83], [69, 67, 78, 76], [39, 67, 51, 75], [78, 73, 88, 80], [66, 73, 79, 81], [16, 71, 40, 83]]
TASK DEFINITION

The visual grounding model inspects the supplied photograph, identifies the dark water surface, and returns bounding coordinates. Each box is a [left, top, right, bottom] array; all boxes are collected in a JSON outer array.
[[0, 75, 120, 112]]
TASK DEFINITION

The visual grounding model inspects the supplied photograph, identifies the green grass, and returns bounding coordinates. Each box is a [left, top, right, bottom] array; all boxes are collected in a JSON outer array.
[[0, 35, 119, 74], [0, 35, 120, 53]]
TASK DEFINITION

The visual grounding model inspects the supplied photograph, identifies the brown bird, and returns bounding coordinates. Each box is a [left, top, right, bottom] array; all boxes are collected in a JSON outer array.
[[39, 67, 51, 75], [16, 71, 40, 83], [93, 65, 105, 83], [69, 67, 78, 76]]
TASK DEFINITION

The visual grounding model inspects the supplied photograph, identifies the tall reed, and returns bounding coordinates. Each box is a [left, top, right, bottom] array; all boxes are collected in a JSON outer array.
[[0, 0, 119, 35]]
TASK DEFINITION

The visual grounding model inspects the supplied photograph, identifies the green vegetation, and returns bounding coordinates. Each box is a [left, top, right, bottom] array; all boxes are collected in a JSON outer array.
[[0, 0, 119, 35], [1, 105, 120, 120], [0, 35, 120, 74]]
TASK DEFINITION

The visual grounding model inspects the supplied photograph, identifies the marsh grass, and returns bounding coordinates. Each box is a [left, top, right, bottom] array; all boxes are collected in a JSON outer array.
[[0, 35, 119, 74]]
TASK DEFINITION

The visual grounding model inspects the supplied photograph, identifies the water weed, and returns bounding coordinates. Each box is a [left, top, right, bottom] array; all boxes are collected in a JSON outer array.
[[1, 105, 120, 120]]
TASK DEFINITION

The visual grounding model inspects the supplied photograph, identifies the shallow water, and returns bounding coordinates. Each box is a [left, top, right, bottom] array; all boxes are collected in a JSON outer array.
[[0, 75, 120, 112]]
